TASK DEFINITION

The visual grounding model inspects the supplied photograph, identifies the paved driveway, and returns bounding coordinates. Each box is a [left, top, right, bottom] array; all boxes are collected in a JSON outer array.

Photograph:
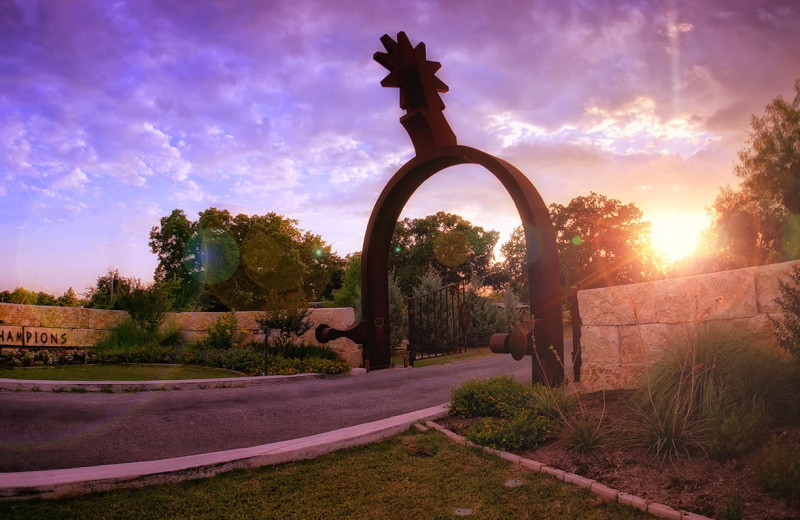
[[0, 345, 572, 472]]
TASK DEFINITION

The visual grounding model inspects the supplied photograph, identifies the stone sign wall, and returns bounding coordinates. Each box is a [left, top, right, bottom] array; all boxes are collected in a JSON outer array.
[[0, 304, 361, 366], [577, 260, 799, 391]]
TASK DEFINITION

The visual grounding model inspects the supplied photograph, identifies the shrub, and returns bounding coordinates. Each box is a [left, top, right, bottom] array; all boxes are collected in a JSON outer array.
[[179, 342, 262, 375], [770, 263, 800, 359], [204, 312, 246, 350], [449, 377, 534, 419], [117, 283, 172, 332], [464, 411, 551, 451], [706, 402, 765, 460], [756, 436, 800, 504], [464, 283, 505, 347], [715, 494, 744, 520], [94, 320, 182, 364], [96, 344, 175, 364], [1, 348, 97, 367]]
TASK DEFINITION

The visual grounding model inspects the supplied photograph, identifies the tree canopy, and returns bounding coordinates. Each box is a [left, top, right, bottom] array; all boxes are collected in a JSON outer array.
[[389, 211, 500, 295], [501, 192, 657, 303], [697, 80, 800, 271], [149, 207, 342, 311]]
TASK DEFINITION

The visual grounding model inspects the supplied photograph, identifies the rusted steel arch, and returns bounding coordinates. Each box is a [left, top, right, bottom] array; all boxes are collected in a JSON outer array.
[[358, 144, 563, 384]]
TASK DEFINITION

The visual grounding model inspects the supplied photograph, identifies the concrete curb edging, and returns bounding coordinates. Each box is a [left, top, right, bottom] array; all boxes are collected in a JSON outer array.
[[0, 403, 448, 500], [424, 421, 711, 520], [0, 368, 368, 393]]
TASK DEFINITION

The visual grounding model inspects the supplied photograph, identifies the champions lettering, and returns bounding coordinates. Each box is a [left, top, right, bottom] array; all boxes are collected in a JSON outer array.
[[0, 327, 68, 346], [1, 329, 25, 343], [25, 331, 68, 345]]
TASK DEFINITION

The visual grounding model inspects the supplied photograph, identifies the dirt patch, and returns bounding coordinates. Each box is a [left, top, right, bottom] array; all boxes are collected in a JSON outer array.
[[438, 390, 800, 519]]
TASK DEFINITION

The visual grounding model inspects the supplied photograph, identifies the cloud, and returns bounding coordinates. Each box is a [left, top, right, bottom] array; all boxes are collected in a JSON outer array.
[[52, 167, 89, 191]]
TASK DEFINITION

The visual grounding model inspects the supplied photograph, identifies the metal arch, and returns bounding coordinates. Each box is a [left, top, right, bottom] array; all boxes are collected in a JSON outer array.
[[357, 145, 563, 384]]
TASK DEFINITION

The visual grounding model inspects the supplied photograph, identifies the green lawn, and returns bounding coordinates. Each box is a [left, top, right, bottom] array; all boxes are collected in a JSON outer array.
[[391, 346, 494, 367], [0, 428, 644, 520], [0, 364, 246, 381]]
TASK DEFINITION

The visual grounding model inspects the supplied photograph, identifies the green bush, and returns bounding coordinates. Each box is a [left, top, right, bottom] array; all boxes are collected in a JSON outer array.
[[464, 411, 551, 451], [1, 348, 97, 367], [263, 355, 350, 376], [279, 343, 341, 361], [204, 312, 246, 350], [756, 436, 800, 504], [96, 344, 176, 364], [179, 342, 262, 374], [94, 320, 182, 364], [449, 377, 535, 419], [706, 402, 766, 460], [770, 264, 800, 360], [715, 494, 744, 520]]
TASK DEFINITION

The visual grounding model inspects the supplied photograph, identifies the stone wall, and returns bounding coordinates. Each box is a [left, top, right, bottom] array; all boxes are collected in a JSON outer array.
[[577, 260, 799, 391], [0, 304, 361, 366]]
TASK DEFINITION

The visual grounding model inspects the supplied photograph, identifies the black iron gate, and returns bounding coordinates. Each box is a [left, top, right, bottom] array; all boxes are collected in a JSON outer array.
[[407, 283, 469, 365]]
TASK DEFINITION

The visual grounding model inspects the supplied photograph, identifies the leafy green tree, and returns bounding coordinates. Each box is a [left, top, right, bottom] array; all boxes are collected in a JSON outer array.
[[56, 287, 80, 307], [770, 264, 800, 360], [149, 207, 340, 311], [84, 269, 139, 309], [332, 253, 362, 315], [701, 187, 793, 270], [390, 211, 500, 295], [698, 81, 800, 270], [117, 283, 173, 333], [736, 80, 800, 214], [550, 192, 656, 294], [500, 225, 528, 301]]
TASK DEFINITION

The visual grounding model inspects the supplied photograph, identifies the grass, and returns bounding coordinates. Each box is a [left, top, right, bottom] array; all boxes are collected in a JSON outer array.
[[0, 364, 246, 381], [0, 429, 644, 520], [391, 346, 493, 367]]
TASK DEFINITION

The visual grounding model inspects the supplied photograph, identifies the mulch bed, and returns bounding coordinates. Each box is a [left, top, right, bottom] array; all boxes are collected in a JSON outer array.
[[438, 390, 800, 519]]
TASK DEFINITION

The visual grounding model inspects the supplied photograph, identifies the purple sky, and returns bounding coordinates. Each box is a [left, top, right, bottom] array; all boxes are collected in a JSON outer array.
[[2, 0, 800, 295]]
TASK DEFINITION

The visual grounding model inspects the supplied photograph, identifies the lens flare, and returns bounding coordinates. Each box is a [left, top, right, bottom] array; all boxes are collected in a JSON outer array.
[[433, 230, 470, 267], [182, 229, 240, 285], [571, 236, 582, 246]]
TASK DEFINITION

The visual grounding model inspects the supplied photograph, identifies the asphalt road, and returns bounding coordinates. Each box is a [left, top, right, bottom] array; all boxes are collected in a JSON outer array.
[[0, 346, 572, 473]]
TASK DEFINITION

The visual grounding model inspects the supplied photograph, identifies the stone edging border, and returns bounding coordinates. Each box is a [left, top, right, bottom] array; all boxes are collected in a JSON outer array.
[[0, 403, 448, 501], [0, 368, 368, 393], [423, 421, 711, 520]]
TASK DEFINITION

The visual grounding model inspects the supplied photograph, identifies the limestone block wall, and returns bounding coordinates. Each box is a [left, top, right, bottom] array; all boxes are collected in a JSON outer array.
[[0, 304, 361, 366], [577, 260, 799, 391]]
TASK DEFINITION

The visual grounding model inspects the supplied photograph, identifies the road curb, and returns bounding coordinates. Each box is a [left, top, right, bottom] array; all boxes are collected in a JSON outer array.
[[0, 368, 368, 393], [0, 403, 448, 500]]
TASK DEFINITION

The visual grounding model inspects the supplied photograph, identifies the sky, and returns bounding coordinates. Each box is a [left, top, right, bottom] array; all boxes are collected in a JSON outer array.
[[2, 0, 800, 295]]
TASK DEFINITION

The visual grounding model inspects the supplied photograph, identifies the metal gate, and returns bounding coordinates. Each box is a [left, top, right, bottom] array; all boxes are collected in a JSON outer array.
[[407, 283, 468, 365]]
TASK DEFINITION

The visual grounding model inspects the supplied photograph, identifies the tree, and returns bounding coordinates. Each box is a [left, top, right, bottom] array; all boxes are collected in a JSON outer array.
[[701, 187, 793, 270], [699, 81, 800, 270], [501, 193, 656, 305], [56, 287, 80, 307], [499, 225, 528, 301], [149, 207, 341, 311], [736, 80, 800, 214], [84, 269, 139, 309], [390, 211, 500, 295], [332, 253, 361, 314]]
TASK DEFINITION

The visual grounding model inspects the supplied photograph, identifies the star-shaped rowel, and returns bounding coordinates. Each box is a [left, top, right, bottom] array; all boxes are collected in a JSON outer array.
[[374, 32, 449, 112]]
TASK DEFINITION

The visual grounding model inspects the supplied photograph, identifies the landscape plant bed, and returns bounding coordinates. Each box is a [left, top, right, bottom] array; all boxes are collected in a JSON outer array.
[[438, 389, 800, 520]]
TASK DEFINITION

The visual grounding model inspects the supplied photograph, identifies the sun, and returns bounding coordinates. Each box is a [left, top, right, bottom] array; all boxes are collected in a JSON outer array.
[[647, 212, 710, 263]]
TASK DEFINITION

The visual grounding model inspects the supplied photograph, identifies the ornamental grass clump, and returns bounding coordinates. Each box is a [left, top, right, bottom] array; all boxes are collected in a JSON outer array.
[[631, 324, 800, 462]]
